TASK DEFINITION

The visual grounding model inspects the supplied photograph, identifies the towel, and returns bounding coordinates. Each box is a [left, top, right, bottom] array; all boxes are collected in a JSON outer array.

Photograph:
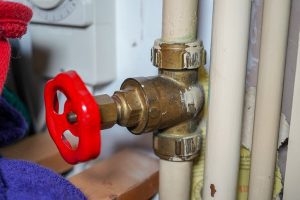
[[0, 96, 28, 146], [2, 87, 31, 126], [0, 157, 87, 200], [0, 1, 32, 145]]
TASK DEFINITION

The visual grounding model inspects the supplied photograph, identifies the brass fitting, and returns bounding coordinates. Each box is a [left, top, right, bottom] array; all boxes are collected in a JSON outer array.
[[96, 70, 204, 131], [94, 95, 118, 129], [151, 39, 206, 70], [153, 120, 202, 161], [95, 40, 206, 161]]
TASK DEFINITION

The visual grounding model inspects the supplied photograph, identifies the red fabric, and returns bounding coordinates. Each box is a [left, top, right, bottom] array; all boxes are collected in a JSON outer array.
[[0, 1, 32, 93]]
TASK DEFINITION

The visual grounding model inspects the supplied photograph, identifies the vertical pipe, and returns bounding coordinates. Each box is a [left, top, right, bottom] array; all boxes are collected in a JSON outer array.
[[203, 0, 251, 199], [283, 32, 300, 200], [160, 0, 198, 199], [248, 0, 291, 199], [162, 0, 198, 43], [159, 160, 192, 200]]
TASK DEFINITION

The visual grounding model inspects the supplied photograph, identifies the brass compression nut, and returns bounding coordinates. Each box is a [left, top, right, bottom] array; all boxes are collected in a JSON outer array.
[[153, 131, 201, 161], [95, 94, 118, 129], [112, 88, 144, 128], [151, 39, 206, 70]]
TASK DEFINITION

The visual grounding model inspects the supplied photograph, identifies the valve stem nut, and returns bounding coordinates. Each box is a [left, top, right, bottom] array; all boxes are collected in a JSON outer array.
[[94, 94, 118, 129]]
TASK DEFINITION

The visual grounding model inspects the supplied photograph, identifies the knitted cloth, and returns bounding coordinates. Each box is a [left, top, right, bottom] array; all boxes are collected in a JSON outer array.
[[0, 1, 32, 146], [0, 0, 32, 93], [0, 158, 87, 200], [0, 96, 28, 146]]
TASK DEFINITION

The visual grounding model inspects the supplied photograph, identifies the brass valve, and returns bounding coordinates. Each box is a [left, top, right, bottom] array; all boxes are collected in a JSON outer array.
[[96, 69, 204, 134], [94, 40, 206, 161], [47, 39, 205, 162]]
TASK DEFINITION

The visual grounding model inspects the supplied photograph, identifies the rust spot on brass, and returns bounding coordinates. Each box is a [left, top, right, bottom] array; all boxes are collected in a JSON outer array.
[[210, 184, 217, 197]]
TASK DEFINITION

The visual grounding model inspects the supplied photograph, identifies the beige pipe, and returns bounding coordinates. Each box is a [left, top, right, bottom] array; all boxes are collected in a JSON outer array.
[[203, 0, 251, 199], [159, 0, 199, 199], [159, 160, 193, 200], [162, 0, 198, 43], [248, 0, 291, 199], [159, 0, 198, 200]]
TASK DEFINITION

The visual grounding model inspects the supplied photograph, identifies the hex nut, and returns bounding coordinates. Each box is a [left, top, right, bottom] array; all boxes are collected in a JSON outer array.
[[112, 89, 143, 127], [94, 94, 117, 129]]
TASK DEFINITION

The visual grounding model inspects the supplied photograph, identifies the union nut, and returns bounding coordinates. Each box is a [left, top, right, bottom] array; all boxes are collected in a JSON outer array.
[[112, 89, 144, 128]]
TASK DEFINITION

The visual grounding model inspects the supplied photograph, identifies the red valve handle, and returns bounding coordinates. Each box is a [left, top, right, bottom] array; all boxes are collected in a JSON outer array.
[[44, 71, 101, 164]]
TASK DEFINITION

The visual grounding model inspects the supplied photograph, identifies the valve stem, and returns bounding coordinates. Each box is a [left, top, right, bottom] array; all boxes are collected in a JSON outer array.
[[67, 112, 77, 124]]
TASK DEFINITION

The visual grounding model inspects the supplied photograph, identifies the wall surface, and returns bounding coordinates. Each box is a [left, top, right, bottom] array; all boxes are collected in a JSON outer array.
[[94, 0, 161, 159]]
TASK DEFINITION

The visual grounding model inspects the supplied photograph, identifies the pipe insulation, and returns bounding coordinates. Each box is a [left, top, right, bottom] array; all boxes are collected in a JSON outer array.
[[162, 0, 198, 43], [248, 0, 291, 199], [203, 0, 251, 199]]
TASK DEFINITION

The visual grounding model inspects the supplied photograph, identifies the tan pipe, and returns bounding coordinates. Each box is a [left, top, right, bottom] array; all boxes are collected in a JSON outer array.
[[159, 0, 199, 199], [248, 0, 291, 199], [159, 160, 193, 200], [162, 0, 198, 43], [203, 0, 251, 199]]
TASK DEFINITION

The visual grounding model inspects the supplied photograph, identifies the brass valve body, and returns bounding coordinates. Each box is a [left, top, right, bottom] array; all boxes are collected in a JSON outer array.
[[95, 40, 206, 161], [96, 69, 203, 134]]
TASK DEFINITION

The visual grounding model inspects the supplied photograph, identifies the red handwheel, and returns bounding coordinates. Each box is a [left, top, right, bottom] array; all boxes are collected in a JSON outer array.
[[44, 71, 101, 164]]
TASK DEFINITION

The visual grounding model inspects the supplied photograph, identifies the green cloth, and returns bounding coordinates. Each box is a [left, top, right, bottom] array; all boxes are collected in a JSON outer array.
[[2, 86, 31, 126]]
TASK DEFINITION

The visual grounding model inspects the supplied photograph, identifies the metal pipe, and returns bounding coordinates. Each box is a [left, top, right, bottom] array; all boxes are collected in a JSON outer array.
[[162, 0, 198, 43], [248, 0, 291, 199], [203, 0, 251, 199]]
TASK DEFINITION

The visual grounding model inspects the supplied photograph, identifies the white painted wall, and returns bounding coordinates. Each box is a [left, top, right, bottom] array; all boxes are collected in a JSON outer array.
[[94, 0, 162, 159], [198, 0, 213, 68]]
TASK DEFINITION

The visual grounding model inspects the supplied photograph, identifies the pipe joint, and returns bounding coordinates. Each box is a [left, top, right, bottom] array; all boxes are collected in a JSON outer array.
[[96, 38, 206, 161], [151, 39, 206, 70], [154, 125, 202, 161]]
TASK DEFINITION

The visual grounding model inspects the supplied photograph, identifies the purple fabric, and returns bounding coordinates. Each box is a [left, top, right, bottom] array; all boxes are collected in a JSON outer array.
[[0, 158, 86, 200], [0, 97, 27, 146], [0, 87, 86, 200]]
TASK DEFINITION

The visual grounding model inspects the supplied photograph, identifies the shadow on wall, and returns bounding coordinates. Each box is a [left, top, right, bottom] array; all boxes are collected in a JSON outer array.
[[9, 35, 51, 133]]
